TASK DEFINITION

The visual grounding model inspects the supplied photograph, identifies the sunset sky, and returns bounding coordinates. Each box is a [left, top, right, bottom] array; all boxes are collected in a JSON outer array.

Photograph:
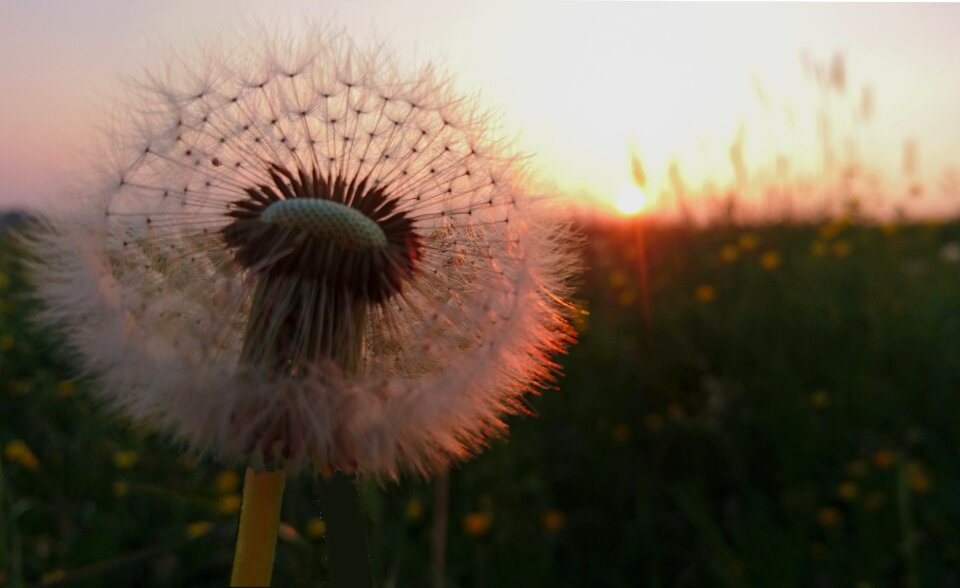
[[1, 1, 959, 217]]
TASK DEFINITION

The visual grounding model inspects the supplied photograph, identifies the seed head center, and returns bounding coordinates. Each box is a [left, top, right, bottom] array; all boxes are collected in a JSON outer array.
[[260, 199, 388, 251]]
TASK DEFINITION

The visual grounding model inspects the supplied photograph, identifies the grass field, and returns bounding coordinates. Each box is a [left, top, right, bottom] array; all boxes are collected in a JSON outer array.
[[3, 214, 960, 587]]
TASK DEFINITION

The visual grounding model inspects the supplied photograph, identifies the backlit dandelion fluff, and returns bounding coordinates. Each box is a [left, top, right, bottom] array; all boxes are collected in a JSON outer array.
[[28, 30, 578, 479]]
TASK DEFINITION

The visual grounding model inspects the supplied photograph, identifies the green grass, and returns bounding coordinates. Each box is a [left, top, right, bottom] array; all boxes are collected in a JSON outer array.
[[2, 216, 960, 587]]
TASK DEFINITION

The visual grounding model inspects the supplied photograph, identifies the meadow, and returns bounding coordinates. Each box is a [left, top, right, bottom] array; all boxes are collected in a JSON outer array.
[[3, 208, 960, 587]]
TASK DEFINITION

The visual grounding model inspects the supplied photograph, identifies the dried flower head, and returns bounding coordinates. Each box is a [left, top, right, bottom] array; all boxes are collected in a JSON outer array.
[[27, 29, 578, 477]]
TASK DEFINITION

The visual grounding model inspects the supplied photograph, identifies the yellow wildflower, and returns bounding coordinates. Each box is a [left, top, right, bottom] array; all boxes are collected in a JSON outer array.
[[113, 480, 130, 497], [185, 521, 213, 539], [217, 493, 242, 515], [817, 507, 841, 528], [611, 424, 631, 444], [695, 284, 716, 303], [405, 499, 425, 523], [307, 518, 327, 538], [872, 450, 895, 470], [760, 251, 781, 270], [666, 403, 686, 421], [215, 470, 240, 494], [907, 462, 931, 494], [738, 233, 759, 251], [810, 241, 829, 257], [0, 335, 14, 352], [644, 413, 664, 432], [463, 512, 492, 537], [609, 270, 628, 288], [56, 380, 75, 398], [541, 510, 566, 532], [4, 439, 39, 471], [720, 244, 739, 263], [617, 289, 637, 307], [810, 390, 830, 410], [832, 240, 851, 258], [112, 450, 138, 470], [837, 481, 858, 501]]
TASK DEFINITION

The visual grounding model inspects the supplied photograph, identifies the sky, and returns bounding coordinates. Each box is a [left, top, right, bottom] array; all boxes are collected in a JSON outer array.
[[1, 1, 959, 218]]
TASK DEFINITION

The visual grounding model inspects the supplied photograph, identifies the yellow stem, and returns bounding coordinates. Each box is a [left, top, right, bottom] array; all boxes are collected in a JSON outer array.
[[231, 467, 286, 587]]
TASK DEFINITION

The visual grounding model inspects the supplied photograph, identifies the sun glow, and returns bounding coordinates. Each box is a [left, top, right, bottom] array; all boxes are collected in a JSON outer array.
[[614, 185, 649, 215]]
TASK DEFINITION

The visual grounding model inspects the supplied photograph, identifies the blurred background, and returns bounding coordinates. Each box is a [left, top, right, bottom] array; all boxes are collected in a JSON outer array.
[[3, 1, 960, 586]]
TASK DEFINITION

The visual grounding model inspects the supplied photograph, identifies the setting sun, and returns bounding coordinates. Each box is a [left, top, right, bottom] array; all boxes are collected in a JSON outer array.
[[614, 185, 648, 215]]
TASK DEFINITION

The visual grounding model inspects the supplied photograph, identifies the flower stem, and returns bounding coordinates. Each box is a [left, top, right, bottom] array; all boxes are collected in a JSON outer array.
[[231, 467, 286, 587], [317, 472, 374, 588]]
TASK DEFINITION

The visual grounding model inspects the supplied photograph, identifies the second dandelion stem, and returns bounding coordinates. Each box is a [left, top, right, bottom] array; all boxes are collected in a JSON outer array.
[[317, 472, 374, 588]]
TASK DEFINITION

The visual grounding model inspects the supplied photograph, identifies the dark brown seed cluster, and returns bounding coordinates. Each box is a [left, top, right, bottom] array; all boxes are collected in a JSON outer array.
[[223, 163, 422, 305]]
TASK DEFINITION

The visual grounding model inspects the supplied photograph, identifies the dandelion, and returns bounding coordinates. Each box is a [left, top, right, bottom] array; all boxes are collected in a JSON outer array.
[[24, 27, 577, 586]]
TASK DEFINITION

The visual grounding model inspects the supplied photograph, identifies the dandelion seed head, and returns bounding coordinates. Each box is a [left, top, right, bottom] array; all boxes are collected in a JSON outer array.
[[25, 26, 579, 478]]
